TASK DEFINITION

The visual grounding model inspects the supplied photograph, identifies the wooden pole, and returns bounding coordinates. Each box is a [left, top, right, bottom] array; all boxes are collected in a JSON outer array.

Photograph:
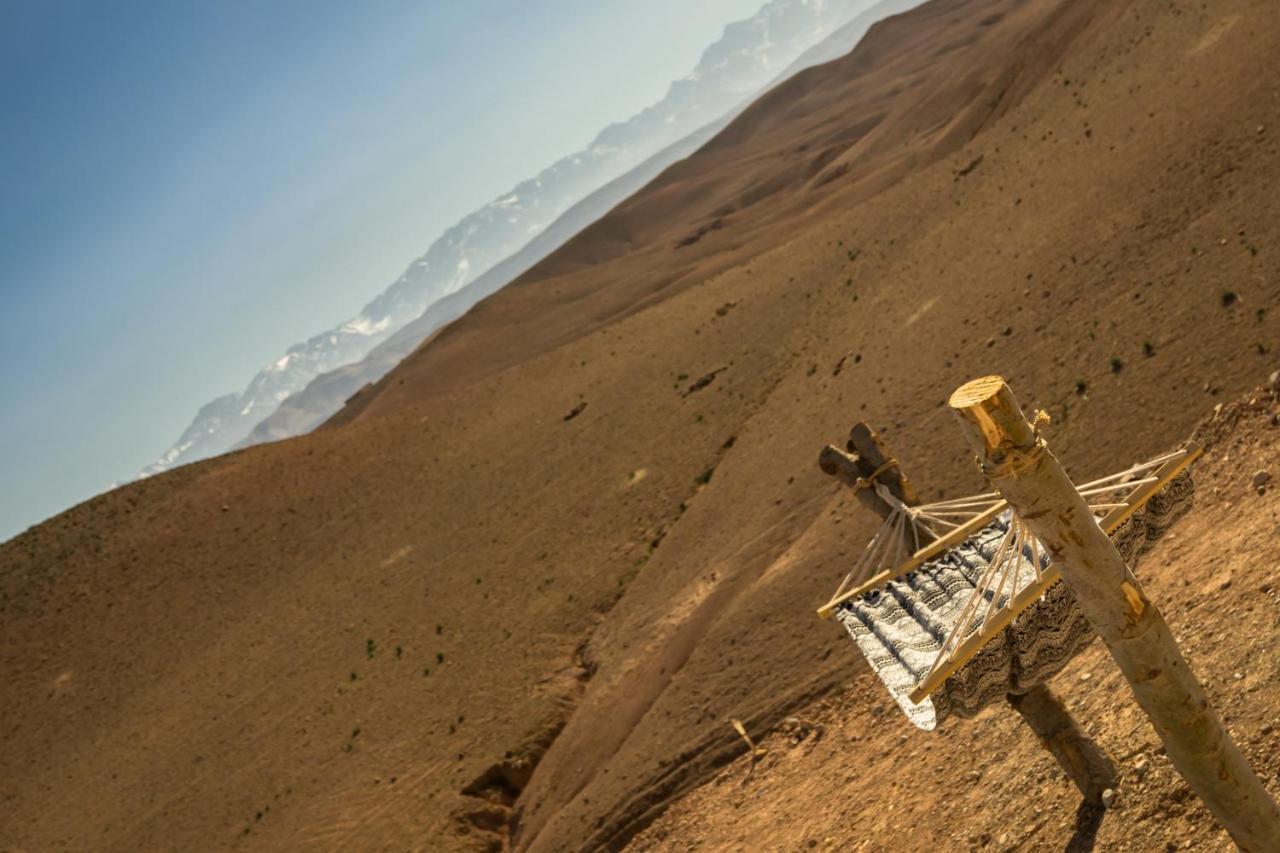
[[1008, 684, 1115, 803], [818, 422, 921, 524], [949, 376, 1280, 850], [820, 421, 1116, 802]]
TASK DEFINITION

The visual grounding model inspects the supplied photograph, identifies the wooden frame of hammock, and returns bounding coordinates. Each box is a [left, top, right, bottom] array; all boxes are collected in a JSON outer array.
[[818, 436, 1201, 691], [905, 441, 1201, 704], [817, 441, 1202, 622]]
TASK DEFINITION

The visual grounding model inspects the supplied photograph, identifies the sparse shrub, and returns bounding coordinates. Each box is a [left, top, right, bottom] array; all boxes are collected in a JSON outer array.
[[1075, 379, 1088, 395], [1257, 308, 1267, 323], [394, 645, 403, 659], [1142, 341, 1155, 357], [366, 639, 376, 660], [1221, 289, 1239, 307], [1110, 357, 1124, 373], [350, 671, 358, 682], [437, 652, 445, 664], [695, 466, 716, 485]]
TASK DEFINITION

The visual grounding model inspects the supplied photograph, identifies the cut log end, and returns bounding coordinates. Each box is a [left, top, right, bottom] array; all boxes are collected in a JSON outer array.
[[948, 374, 1006, 409], [949, 375, 1038, 455], [817, 445, 861, 480]]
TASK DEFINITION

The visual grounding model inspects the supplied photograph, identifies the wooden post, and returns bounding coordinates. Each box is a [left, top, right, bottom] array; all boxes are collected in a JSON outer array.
[[820, 422, 1116, 802], [1008, 684, 1115, 802], [949, 376, 1280, 850], [819, 422, 921, 524]]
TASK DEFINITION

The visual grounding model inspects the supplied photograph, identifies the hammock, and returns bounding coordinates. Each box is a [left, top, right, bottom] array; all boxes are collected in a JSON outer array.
[[824, 444, 1199, 730]]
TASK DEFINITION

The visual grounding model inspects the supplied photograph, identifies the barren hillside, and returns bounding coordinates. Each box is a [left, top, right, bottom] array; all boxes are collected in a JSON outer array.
[[3, 0, 1279, 850]]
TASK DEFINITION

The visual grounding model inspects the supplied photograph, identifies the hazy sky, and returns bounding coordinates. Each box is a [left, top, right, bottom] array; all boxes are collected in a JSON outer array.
[[0, 0, 767, 541]]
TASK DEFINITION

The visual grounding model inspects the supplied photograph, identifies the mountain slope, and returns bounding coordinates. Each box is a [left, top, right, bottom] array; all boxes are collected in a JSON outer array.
[[327, 0, 1087, 429], [145, 0, 896, 476], [244, 0, 927, 448], [3, 0, 1279, 851]]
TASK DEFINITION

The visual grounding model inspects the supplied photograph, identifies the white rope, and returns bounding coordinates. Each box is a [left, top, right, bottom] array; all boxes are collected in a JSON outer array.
[[833, 509, 898, 599], [979, 521, 1020, 632], [918, 495, 1004, 511], [1077, 476, 1157, 498], [1073, 449, 1185, 491]]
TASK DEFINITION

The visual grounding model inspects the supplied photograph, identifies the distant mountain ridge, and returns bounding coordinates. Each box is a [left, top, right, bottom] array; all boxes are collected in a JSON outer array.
[[144, 0, 893, 477], [239, 0, 926, 447]]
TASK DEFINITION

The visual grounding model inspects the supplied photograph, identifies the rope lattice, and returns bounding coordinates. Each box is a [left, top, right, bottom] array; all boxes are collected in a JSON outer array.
[[828, 485, 1003, 603]]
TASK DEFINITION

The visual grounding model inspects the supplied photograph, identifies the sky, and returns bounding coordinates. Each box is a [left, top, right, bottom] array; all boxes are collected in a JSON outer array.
[[0, 0, 767, 541]]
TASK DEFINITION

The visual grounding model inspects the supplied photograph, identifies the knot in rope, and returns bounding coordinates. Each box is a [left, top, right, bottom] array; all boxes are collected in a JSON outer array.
[[980, 411, 1050, 479], [984, 437, 1046, 479], [852, 458, 900, 493]]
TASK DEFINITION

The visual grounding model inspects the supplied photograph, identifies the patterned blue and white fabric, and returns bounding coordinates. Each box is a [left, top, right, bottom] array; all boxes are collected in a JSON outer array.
[[835, 471, 1194, 730]]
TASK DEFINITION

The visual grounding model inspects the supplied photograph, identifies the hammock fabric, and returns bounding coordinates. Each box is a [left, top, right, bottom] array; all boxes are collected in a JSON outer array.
[[835, 470, 1194, 730]]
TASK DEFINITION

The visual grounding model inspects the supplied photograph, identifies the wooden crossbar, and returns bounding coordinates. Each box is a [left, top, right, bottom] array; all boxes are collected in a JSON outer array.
[[816, 502, 1005, 618]]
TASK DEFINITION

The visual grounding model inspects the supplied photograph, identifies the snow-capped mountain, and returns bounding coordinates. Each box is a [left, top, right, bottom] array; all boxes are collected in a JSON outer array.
[[144, 0, 888, 477]]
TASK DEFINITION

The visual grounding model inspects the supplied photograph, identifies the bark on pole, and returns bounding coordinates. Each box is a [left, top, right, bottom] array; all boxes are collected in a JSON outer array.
[[949, 375, 1280, 851]]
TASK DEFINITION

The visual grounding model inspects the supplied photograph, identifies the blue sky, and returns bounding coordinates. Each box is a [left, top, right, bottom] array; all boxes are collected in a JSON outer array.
[[0, 0, 766, 540]]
